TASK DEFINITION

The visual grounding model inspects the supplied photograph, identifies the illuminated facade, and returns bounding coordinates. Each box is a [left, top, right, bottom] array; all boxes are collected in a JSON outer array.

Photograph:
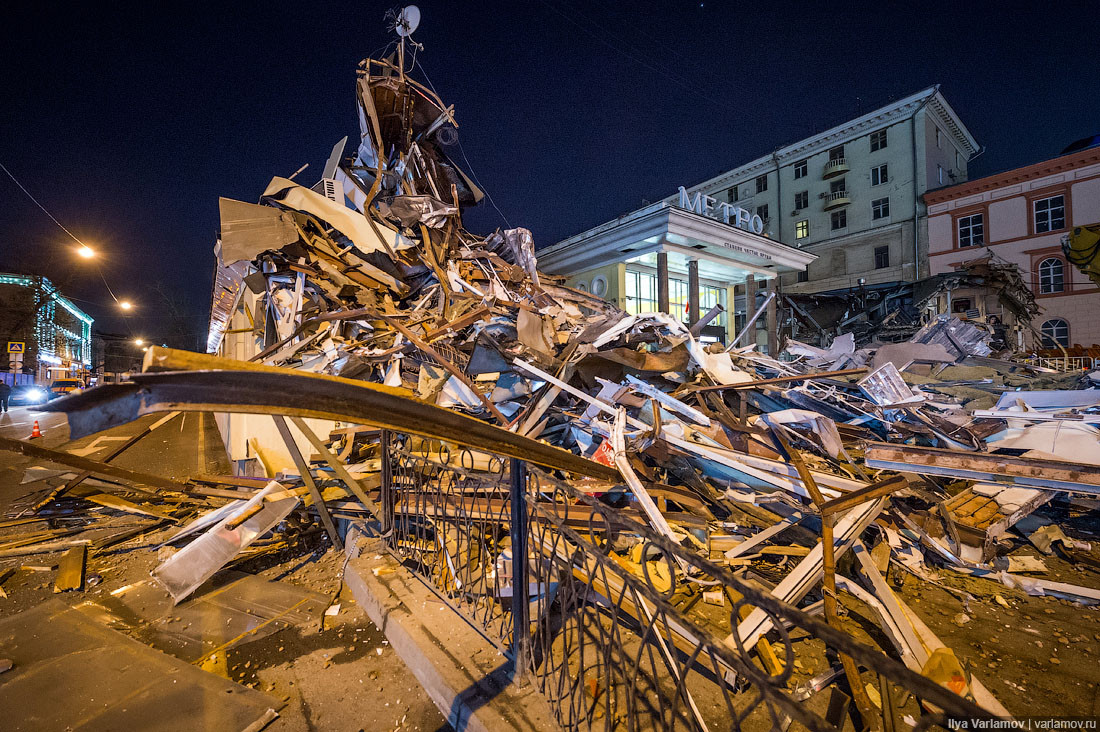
[[0, 273, 94, 381]]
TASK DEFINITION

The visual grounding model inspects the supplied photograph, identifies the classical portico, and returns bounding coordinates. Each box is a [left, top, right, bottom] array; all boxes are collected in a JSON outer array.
[[537, 200, 816, 352]]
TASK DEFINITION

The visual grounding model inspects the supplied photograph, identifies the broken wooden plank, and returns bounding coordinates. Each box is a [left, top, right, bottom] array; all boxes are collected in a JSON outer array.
[[54, 546, 86, 593]]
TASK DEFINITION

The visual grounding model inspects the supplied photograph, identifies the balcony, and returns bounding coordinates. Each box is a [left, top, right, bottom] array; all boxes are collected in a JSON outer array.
[[823, 158, 849, 178], [822, 190, 850, 210]]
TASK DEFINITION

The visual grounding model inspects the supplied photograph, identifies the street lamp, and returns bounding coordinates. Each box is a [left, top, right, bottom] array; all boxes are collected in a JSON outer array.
[[133, 338, 144, 347], [77, 245, 95, 259], [119, 300, 133, 311]]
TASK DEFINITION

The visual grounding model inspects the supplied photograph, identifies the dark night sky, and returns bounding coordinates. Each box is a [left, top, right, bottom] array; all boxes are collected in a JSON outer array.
[[1, 1, 1097, 347]]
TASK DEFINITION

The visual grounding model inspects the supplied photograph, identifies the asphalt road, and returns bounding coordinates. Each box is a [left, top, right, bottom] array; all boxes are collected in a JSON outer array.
[[0, 405, 229, 509]]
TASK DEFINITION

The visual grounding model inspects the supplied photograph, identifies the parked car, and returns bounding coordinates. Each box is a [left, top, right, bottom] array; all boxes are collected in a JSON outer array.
[[9, 384, 52, 406], [49, 379, 85, 398]]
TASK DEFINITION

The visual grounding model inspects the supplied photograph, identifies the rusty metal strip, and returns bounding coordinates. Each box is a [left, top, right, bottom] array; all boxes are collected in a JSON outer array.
[[47, 348, 619, 482], [864, 442, 1100, 493]]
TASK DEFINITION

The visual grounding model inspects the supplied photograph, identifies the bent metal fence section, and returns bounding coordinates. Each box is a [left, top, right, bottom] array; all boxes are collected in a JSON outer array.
[[381, 432, 985, 731]]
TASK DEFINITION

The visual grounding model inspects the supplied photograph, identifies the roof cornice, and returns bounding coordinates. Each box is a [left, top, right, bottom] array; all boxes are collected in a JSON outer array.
[[924, 147, 1100, 203], [679, 87, 953, 195]]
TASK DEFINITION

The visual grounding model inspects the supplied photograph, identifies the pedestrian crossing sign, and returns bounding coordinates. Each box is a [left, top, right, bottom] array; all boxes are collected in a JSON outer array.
[[7, 342, 25, 354]]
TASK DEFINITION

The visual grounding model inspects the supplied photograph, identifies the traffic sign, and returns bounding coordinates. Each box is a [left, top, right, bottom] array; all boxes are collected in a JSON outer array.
[[7, 342, 25, 354]]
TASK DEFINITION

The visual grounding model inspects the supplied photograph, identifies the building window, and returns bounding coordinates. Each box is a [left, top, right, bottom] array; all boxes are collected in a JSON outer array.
[[755, 174, 768, 193], [1040, 318, 1070, 348], [624, 270, 657, 314], [729, 186, 738, 202], [797, 270, 809, 283], [871, 164, 888, 186], [952, 298, 972, 314], [870, 129, 888, 152], [794, 160, 808, 179], [1034, 195, 1066, 233], [936, 128, 942, 148], [872, 197, 890, 220], [796, 220, 809, 239], [1038, 257, 1065, 294], [831, 210, 847, 230], [756, 204, 769, 222], [700, 284, 727, 327], [958, 213, 984, 248], [938, 165, 944, 185], [830, 178, 846, 194], [794, 191, 808, 210], [956, 151, 962, 168], [828, 145, 844, 162], [874, 245, 890, 269]]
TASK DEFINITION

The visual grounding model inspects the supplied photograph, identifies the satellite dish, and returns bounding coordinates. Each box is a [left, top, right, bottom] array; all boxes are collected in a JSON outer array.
[[395, 6, 420, 37]]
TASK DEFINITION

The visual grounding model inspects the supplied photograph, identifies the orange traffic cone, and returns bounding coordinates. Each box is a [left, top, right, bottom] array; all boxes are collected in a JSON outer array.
[[29, 420, 42, 439]]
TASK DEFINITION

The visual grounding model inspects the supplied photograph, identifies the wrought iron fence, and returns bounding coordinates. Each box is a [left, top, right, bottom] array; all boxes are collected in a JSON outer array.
[[381, 431, 987, 731]]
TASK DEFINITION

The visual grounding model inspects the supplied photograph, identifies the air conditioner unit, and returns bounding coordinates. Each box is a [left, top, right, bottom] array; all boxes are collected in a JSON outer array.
[[311, 178, 342, 204]]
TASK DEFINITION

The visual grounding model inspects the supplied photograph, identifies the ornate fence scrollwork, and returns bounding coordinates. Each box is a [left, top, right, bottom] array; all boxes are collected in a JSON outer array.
[[383, 434, 985, 731]]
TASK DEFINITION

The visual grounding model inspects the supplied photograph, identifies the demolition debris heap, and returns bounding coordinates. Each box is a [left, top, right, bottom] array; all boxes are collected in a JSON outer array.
[[14, 42, 1100, 726]]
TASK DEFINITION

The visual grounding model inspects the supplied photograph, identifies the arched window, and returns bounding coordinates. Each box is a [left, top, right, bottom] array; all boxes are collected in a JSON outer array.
[[1038, 257, 1065, 294], [1040, 318, 1069, 348]]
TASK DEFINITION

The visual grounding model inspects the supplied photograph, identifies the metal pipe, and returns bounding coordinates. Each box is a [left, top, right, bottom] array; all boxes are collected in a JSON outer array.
[[509, 458, 531, 680], [911, 88, 937, 281], [726, 291, 775, 351]]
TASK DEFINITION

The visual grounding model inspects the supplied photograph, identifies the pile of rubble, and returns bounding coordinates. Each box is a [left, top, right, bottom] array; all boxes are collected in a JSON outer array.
[[3, 33, 1100, 726]]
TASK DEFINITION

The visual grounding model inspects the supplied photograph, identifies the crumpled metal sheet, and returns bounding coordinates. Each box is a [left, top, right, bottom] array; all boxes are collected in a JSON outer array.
[[378, 194, 458, 228]]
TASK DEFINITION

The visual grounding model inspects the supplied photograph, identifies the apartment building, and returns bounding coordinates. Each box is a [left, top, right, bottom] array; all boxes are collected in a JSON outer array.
[[925, 145, 1100, 349], [668, 86, 979, 295]]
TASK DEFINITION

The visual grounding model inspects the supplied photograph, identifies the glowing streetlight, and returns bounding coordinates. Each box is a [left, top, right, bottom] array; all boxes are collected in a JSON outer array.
[[119, 300, 133, 311], [77, 245, 95, 259], [133, 338, 144, 347]]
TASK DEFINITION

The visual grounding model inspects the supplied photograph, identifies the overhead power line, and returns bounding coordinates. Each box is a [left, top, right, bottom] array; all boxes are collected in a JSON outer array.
[[0, 160, 88, 246]]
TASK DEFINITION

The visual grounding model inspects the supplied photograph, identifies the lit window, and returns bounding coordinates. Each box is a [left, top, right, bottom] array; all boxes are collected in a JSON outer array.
[[1034, 195, 1066, 233], [624, 270, 657, 314], [870, 129, 887, 152], [755, 174, 768, 193], [874, 245, 889, 269], [669, 278, 688, 322], [700, 284, 727, 327], [794, 160, 808, 179], [1038, 257, 1065, 294], [871, 164, 888, 186], [872, 197, 890, 220], [831, 210, 846, 230], [1040, 318, 1069, 348], [796, 220, 809, 239], [958, 214, 984, 247], [794, 191, 808, 210]]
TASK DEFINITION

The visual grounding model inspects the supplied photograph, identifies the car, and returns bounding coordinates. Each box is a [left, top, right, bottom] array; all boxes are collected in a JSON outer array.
[[49, 379, 85, 398], [9, 384, 52, 406]]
